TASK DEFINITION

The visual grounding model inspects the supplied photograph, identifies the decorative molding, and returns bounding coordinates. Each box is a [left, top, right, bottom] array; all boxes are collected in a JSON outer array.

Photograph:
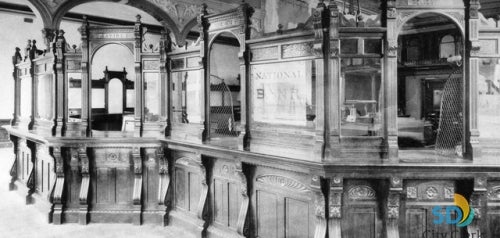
[[143, 60, 160, 71], [147, 0, 215, 29], [348, 185, 376, 200], [251, 47, 279, 61], [444, 187, 454, 199], [425, 186, 439, 199], [234, 161, 249, 237], [158, 147, 169, 205], [282, 42, 314, 59], [132, 147, 142, 205], [311, 175, 326, 238], [256, 175, 310, 193], [488, 186, 500, 201]]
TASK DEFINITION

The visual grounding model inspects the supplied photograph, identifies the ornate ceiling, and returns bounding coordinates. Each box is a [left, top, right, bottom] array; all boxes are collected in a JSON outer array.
[[20, 0, 262, 45]]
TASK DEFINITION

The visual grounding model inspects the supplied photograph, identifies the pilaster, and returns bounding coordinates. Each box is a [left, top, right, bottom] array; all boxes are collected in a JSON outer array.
[[132, 147, 143, 225], [51, 147, 65, 224], [328, 176, 343, 237], [387, 177, 403, 238], [78, 147, 89, 225]]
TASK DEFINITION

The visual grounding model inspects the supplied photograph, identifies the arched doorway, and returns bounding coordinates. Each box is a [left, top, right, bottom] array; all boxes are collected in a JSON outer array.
[[396, 13, 465, 156]]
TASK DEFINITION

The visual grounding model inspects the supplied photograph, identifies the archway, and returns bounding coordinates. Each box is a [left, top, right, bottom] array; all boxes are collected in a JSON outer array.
[[396, 12, 465, 156], [208, 32, 241, 139]]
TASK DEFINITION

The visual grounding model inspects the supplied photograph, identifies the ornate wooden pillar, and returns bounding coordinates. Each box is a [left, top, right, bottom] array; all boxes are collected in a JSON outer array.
[[157, 147, 169, 226], [198, 4, 209, 142], [12, 47, 22, 126], [328, 1, 342, 158], [384, 0, 399, 160], [311, 175, 326, 238], [79, 17, 90, 136], [467, 0, 482, 158], [54, 30, 66, 136], [51, 147, 65, 224], [469, 177, 487, 236], [312, 1, 327, 160], [134, 15, 144, 137], [132, 147, 143, 225], [387, 177, 402, 238], [78, 147, 90, 225], [160, 31, 171, 136], [328, 176, 343, 237]]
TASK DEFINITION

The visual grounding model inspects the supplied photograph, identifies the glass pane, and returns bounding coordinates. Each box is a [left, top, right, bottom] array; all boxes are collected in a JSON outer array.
[[68, 73, 82, 122], [341, 39, 358, 54], [145, 72, 160, 122], [341, 58, 382, 136], [478, 58, 500, 138], [185, 71, 202, 123], [108, 79, 123, 114], [92, 89, 105, 108], [38, 75, 53, 120], [364, 39, 382, 54], [251, 60, 315, 126], [20, 76, 32, 123]]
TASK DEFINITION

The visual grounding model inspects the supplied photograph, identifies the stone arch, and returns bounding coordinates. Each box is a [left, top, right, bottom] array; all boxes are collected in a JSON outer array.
[[178, 17, 199, 47], [50, 0, 183, 45], [396, 11, 465, 38], [26, 0, 54, 28]]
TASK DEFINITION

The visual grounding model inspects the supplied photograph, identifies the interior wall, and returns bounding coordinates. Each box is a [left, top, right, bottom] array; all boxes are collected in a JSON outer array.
[[0, 11, 44, 119]]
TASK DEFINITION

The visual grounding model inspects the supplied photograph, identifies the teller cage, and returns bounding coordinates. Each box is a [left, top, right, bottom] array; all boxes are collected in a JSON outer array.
[[4, 0, 500, 238]]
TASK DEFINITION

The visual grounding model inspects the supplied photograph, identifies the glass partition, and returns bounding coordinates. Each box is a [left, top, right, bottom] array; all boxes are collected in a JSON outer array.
[[20, 76, 32, 125], [341, 58, 382, 136], [251, 60, 316, 127], [144, 72, 160, 122], [37, 74, 53, 120], [172, 70, 202, 124], [68, 73, 82, 122], [478, 58, 500, 139]]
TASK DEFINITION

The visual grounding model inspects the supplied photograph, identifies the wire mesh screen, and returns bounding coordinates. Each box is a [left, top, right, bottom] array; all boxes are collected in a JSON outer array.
[[210, 75, 239, 137], [435, 72, 463, 156]]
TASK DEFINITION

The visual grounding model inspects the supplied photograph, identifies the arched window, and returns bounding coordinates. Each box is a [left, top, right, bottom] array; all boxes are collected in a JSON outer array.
[[440, 35, 456, 59]]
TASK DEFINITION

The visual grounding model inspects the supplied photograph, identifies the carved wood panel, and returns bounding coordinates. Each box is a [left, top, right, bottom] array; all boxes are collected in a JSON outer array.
[[403, 180, 462, 238], [250, 166, 315, 238], [342, 180, 382, 238], [207, 157, 248, 237]]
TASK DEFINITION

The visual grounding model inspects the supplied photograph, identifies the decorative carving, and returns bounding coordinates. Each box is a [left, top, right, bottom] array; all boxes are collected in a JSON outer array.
[[282, 42, 314, 58], [234, 161, 249, 236], [407, 187, 417, 198], [425, 186, 439, 199], [147, 0, 215, 28], [256, 175, 310, 193], [311, 174, 326, 238], [251, 47, 279, 61], [488, 186, 500, 200], [143, 60, 160, 71], [386, 40, 398, 57], [348, 185, 376, 200], [444, 187, 455, 199]]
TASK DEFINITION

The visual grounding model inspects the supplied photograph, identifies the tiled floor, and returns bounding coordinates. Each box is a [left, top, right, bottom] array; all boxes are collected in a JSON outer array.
[[0, 148, 193, 238]]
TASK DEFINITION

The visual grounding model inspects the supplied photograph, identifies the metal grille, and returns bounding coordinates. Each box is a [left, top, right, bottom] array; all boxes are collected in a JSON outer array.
[[210, 75, 238, 137], [435, 71, 463, 156]]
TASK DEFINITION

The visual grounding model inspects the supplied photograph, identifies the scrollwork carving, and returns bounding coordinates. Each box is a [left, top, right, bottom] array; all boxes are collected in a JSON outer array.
[[256, 175, 310, 193], [348, 185, 375, 200]]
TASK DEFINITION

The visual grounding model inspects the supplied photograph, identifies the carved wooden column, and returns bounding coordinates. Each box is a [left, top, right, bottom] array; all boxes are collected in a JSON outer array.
[[328, 176, 343, 237], [467, 0, 482, 158], [328, 2, 342, 158], [160, 31, 171, 136], [12, 47, 22, 126], [79, 17, 90, 136], [54, 30, 66, 136], [387, 177, 402, 238], [78, 147, 90, 225], [312, 1, 327, 160], [9, 138, 18, 191], [384, 0, 399, 160], [132, 147, 143, 225], [469, 177, 487, 236], [157, 147, 169, 225], [134, 15, 144, 137], [51, 147, 65, 224], [198, 4, 209, 141], [310, 175, 326, 238]]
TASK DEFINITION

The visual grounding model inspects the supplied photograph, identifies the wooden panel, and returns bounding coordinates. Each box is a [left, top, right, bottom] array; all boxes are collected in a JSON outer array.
[[344, 207, 378, 238], [189, 172, 200, 213], [406, 208, 427, 238], [228, 182, 239, 228], [285, 198, 309, 238], [489, 211, 500, 237], [257, 190, 278, 238], [175, 168, 186, 210], [213, 178, 225, 224], [116, 168, 131, 204]]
